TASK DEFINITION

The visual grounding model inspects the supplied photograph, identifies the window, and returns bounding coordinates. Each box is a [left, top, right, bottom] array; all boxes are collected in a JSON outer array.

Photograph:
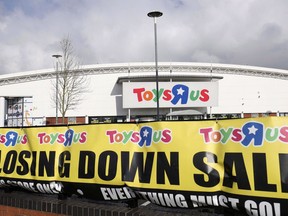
[[6, 97, 33, 127]]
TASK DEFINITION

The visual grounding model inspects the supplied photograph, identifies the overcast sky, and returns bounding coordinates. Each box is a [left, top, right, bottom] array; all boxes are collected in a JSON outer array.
[[0, 0, 288, 74]]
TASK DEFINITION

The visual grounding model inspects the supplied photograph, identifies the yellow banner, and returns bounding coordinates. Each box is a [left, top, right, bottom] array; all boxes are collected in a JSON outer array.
[[0, 117, 287, 214]]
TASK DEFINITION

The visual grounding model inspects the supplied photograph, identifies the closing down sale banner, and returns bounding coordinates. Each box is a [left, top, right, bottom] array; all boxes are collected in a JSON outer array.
[[0, 117, 288, 215]]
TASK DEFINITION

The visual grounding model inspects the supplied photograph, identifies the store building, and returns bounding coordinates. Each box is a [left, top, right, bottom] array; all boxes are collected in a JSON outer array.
[[0, 62, 288, 127]]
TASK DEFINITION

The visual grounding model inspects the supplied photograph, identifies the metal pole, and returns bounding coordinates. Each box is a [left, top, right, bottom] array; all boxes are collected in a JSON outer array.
[[56, 60, 59, 124], [210, 61, 212, 119], [148, 11, 163, 121], [52, 54, 62, 125], [154, 18, 160, 121]]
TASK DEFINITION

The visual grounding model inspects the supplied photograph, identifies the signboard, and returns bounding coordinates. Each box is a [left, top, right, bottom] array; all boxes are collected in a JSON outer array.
[[0, 117, 287, 215], [122, 82, 218, 108]]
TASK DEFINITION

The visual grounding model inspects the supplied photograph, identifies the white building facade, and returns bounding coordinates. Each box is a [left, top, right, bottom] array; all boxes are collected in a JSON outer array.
[[1, 62, 288, 127]]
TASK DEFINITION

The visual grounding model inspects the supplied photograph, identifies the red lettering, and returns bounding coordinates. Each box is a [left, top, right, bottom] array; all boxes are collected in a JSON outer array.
[[21, 135, 27, 144], [106, 130, 117, 143], [231, 129, 242, 142], [279, 126, 288, 142], [200, 89, 209, 102], [163, 89, 172, 101], [133, 88, 145, 102], [199, 128, 213, 142], [57, 134, 65, 143], [79, 132, 87, 143], [38, 133, 46, 144], [161, 129, 172, 143], [0, 135, 6, 143], [131, 132, 140, 143]]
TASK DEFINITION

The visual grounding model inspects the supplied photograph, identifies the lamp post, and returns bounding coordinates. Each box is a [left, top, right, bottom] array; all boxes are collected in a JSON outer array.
[[52, 54, 62, 125], [147, 11, 163, 121]]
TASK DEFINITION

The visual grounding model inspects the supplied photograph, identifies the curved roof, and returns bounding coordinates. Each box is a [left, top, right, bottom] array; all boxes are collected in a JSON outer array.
[[116, 74, 223, 83], [0, 62, 288, 86]]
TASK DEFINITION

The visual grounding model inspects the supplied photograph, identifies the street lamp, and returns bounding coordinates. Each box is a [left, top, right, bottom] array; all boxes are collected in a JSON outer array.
[[147, 11, 163, 121], [52, 54, 62, 125]]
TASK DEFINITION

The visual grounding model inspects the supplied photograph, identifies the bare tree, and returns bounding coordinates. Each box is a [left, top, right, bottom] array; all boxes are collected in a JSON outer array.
[[52, 36, 88, 123]]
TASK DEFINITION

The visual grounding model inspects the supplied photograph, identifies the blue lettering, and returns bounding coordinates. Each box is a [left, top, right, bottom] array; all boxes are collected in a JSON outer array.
[[5, 131, 18, 147], [171, 84, 189, 105], [64, 129, 74, 146], [138, 126, 152, 147], [241, 122, 264, 146]]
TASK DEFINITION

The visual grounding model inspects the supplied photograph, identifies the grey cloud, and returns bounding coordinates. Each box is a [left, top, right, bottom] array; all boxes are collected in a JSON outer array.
[[0, 0, 288, 74]]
